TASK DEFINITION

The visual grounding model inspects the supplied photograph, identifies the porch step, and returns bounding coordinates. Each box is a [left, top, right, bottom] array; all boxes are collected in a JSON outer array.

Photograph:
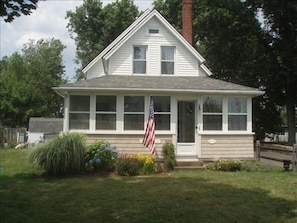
[[175, 161, 206, 170]]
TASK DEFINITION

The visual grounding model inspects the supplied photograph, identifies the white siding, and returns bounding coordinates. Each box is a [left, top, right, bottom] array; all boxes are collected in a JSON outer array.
[[200, 135, 255, 159], [108, 17, 205, 76], [86, 134, 173, 158], [86, 58, 106, 79]]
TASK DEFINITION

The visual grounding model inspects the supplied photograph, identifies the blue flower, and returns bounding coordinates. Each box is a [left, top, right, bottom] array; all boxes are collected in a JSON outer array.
[[101, 144, 106, 148], [89, 159, 94, 164], [95, 158, 101, 164]]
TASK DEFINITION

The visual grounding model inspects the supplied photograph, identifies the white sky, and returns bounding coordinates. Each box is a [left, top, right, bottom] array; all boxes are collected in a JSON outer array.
[[0, 0, 153, 81]]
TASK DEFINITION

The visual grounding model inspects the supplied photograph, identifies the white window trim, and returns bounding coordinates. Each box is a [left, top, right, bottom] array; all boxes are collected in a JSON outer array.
[[132, 45, 147, 75], [201, 96, 252, 134], [160, 46, 176, 75]]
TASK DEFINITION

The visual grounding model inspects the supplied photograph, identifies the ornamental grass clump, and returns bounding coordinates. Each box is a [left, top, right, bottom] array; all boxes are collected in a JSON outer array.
[[28, 133, 86, 176], [85, 141, 118, 171]]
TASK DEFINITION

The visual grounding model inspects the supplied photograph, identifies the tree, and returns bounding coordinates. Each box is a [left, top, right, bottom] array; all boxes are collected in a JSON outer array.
[[66, 0, 139, 80], [0, 38, 66, 127], [246, 0, 297, 145], [153, 0, 282, 140], [0, 0, 38, 22]]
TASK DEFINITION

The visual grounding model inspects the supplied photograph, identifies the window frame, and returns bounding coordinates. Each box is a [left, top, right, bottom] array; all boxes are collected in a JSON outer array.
[[123, 96, 145, 131], [153, 96, 171, 131], [202, 96, 223, 131], [201, 96, 250, 133], [95, 95, 117, 130], [161, 46, 175, 75], [68, 95, 90, 130], [133, 45, 147, 74], [227, 97, 248, 131]]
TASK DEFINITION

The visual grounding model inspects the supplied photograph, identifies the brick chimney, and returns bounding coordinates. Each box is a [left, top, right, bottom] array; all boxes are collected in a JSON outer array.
[[182, 0, 192, 45]]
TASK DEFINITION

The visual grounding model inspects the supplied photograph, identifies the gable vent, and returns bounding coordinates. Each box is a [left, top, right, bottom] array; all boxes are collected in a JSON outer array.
[[149, 28, 159, 34]]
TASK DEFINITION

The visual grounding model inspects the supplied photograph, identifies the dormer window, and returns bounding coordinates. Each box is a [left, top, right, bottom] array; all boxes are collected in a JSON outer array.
[[133, 46, 147, 74], [161, 46, 175, 74]]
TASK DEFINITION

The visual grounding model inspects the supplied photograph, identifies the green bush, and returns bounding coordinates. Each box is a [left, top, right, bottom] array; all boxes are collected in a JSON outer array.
[[85, 141, 118, 171], [115, 156, 141, 176], [162, 142, 176, 171], [28, 133, 86, 175], [207, 159, 242, 172]]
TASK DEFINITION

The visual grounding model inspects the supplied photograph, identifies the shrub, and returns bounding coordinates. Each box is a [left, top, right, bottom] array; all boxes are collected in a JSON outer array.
[[28, 133, 86, 175], [206, 159, 242, 172], [162, 143, 176, 171], [85, 141, 118, 171], [115, 156, 141, 176]]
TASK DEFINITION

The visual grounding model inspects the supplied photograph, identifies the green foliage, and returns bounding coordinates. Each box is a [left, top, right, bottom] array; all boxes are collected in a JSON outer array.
[[0, 0, 38, 22], [85, 141, 118, 171], [240, 160, 279, 172], [115, 156, 141, 176], [0, 38, 66, 127], [206, 159, 242, 172], [162, 142, 176, 170], [115, 154, 155, 176], [66, 0, 139, 80], [135, 154, 155, 175], [28, 133, 86, 175]]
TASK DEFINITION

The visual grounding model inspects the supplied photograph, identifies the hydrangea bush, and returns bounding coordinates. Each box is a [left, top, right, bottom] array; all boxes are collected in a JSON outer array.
[[85, 141, 118, 171]]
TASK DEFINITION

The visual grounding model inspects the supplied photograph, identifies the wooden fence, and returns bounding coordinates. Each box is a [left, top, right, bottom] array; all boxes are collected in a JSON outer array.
[[255, 140, 297, 171], [0, 128, 27, 147]]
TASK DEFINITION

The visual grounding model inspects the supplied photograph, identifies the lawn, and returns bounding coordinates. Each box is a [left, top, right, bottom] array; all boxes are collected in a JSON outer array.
[[0, 148, 296, 223]]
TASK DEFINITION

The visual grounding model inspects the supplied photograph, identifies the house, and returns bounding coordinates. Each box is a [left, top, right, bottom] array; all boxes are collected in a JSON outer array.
[[53, 4, 263, 161], [27, 117, 63, 146]]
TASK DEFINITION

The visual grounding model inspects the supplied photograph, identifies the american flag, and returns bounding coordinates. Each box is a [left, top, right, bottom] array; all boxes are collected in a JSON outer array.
[[143, 97, 156, 155]]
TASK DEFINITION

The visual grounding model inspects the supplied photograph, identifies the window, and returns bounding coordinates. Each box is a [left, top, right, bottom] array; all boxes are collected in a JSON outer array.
[[124, 96, 144, 130], [203, 96, 223, 130], [133, 46, 146, 74], [154, 96, 171, 130], [96, 95, 116, 130], [161, 46, 175, 74], [228, 97, 247, 130], [69, 95, 90, 130]]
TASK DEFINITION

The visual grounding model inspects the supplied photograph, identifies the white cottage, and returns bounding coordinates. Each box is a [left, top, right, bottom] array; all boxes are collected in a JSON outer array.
[[53, 8, 263, 161]]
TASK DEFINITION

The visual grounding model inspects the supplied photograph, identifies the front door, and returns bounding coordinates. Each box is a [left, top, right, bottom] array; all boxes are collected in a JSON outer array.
[[176, 101, 197, 156]]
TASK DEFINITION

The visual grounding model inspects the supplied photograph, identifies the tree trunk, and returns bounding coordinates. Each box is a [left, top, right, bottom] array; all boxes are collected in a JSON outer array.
[[286, 100, 296, 146], [286, 70, 296, 146]]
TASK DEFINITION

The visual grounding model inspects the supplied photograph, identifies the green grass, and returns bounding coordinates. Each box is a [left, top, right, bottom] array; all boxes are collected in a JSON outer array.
[[1, 148, 297, 223]]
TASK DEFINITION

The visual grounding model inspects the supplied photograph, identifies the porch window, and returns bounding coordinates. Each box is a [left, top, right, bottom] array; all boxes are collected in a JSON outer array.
[[69, 95, 90, 130], [133, 46, 147, 74], [161, 46, 175, 74], [228, 97, 247, 130], [96, 95, 116, 130], [203, 96, 223, 130], [154, 96, 170, 130], [124, 96, 144, 130]]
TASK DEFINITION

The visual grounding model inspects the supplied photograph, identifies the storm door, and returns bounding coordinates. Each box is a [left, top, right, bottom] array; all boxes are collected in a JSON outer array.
[[176, 101, 197, 156]]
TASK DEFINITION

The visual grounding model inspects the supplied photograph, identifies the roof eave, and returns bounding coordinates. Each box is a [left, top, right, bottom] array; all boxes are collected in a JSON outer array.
[[53, 86, 264, 97]]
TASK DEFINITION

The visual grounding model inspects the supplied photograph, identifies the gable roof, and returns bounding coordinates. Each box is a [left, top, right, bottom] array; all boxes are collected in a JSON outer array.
[[82, 9, 211, 76], [53, 75, 263, 96]]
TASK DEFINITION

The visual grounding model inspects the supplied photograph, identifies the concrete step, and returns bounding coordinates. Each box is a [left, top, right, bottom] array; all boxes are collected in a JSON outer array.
[[175, 161, 206, 170]]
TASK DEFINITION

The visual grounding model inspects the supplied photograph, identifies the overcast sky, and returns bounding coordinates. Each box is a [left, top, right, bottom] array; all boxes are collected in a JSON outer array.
[[0, 0, 153, 81]]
